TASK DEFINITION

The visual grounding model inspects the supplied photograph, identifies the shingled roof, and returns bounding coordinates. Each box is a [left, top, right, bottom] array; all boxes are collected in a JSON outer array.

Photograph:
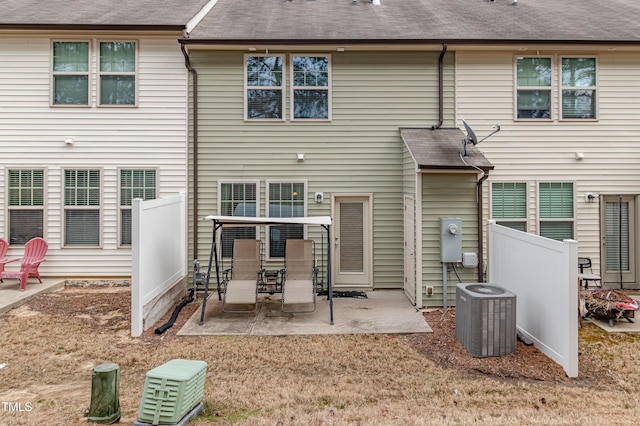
[[0, 0, 211, 29], [400, 128, 494, 172], [185, 0, 640, 44]]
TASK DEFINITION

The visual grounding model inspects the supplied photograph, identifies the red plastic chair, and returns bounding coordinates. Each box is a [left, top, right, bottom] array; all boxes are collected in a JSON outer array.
[[0, 237, 48, 291], [0, 238, 10, 274]]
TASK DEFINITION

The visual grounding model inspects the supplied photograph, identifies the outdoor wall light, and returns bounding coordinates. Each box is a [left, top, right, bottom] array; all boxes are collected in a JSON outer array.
[[297, 153, 305, 161], [65, 137, 75, 147], [575, 152, 585, 160]]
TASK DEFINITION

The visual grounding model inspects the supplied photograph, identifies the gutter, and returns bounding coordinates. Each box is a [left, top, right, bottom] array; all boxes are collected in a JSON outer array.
[[477, 171, 490, 282], [180, 43, 199, 260], [431, 43, 447, 130], [179, 38, 639, 47]]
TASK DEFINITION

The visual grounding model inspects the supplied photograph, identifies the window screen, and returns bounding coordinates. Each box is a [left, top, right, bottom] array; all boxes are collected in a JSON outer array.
[[64, 169, 101, 246], [539, 182, 574, 241], [268, 182, 305, 258], [8, 169, 44, 244], [220, 182, 257, 258]]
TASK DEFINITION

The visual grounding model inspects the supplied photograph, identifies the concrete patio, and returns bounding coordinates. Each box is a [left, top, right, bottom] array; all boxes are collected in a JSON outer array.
[[178, 289, 433, 336], [0, 278, 65, 315]]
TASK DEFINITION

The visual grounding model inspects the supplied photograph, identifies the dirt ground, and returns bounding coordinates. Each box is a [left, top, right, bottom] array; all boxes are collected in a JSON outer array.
[[1, 286, 640, 425]]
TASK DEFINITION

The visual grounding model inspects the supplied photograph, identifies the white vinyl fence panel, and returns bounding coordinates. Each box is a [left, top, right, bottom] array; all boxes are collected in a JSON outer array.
[[487, 220, 578, 378], [131, 193, 186, 337]]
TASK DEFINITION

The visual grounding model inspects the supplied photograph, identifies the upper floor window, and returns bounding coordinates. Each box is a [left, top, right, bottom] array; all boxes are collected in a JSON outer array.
[[64, 169, 101, 246], [52, 40, 137, 107], [516, 57, 551, 119], [491, 182, 527, 232], [99, 42, 137, 106], [219, 181, 258, 258], [8, 169, 45, 245], [291, 56, 330, 120], [119, 169, 156, 246], [267, 181, 306, 258], [53, 41, 90, 105], [245, 55, 284, 120], [561, 57, 596, 119], [539, 182, 574, 241]]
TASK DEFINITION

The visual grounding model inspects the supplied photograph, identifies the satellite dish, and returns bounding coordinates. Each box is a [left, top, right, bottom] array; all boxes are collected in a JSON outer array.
[[462, 119, 478, 145], [460, 119, 501, 156]]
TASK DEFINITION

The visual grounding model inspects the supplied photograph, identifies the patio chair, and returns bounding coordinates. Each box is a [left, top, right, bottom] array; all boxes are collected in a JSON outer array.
[[0, 238, 9, 273], [282, 239, 317, 313], [578, 257, 601, 289], [0, 237, 48, 291], [222, 239, 262, 312]]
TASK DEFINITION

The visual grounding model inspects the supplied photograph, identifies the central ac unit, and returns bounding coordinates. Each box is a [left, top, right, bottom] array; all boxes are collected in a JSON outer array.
[[455, 283, 516, 357]]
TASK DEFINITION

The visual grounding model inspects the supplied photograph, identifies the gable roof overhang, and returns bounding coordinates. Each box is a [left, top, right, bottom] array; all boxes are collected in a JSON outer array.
[[400, 128, 494, 173]]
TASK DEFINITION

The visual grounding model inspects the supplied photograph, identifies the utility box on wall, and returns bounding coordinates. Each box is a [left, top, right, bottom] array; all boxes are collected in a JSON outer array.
[[440, 218, 462, 263]]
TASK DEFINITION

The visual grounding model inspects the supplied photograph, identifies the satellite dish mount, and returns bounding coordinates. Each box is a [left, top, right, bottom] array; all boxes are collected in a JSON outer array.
[[461, 119, 500, 156]]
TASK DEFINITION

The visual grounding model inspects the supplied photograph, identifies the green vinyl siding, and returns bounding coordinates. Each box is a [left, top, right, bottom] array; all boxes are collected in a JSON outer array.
[[189, 50, 455, 288], [421, 173, 479, 308]]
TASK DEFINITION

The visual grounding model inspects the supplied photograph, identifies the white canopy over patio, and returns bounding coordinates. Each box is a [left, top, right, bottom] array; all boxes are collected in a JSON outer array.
[[199, 215, 334, 326]]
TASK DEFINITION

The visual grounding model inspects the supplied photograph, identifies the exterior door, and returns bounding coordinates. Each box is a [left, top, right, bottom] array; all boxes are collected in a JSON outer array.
[[333, 195, 372, 288], [601, 195, 637, 289], [403, 195, 416, 304]]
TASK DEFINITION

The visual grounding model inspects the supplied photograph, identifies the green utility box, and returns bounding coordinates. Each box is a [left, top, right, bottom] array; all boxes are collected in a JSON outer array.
[[137, 359, 207, 425]]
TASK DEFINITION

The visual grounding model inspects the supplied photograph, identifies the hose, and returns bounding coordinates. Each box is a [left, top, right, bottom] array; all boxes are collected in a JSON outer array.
[[154, 288, 195, 335]]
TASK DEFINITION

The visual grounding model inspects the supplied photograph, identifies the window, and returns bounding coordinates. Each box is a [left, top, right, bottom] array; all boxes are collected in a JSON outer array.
[[561, 57, 596, 119], [8, 169, 44, 245], [491, 182, 527, 231], [220, 182, 258, 258], [100, 41, 136, 105], [516, 57, 552, 119], [539, 182, 574, 241], [267, 182, 306, 258], [291, 55, 330, 120], [119, 169, 156, 246], [245, 55, 284, 120], [64, 169, 101, 246], [52, 41, 90, 105]]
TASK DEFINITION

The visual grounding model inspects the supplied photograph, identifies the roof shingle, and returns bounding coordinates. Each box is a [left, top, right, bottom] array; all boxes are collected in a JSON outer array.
[[186, 0, 640, 43]]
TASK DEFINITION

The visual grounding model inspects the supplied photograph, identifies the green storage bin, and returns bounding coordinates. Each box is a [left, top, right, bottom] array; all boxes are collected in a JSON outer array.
[[137, 359, 207, 425]]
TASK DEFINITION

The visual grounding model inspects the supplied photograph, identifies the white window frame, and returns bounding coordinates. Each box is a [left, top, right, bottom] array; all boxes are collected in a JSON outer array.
[[6, 168, 47, 245], [62, 168, 103, 248], [98, 40, 138, 107], [559, 56, 598, 121], [51, 40, 91, 107], [218, 179, 261, 259], [265, 180, 308, 260], [117, 168, 157, 247], [244, 54, 285, 121], [290, 54, 332, 121], [537, 181, 576, 241], [489, 181, 528, 232], [514, 55, 553, 121]]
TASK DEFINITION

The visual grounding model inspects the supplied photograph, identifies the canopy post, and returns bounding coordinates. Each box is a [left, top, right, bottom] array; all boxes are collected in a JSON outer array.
[[199, 220, 221, 325], [323, 224, 334, 325]]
